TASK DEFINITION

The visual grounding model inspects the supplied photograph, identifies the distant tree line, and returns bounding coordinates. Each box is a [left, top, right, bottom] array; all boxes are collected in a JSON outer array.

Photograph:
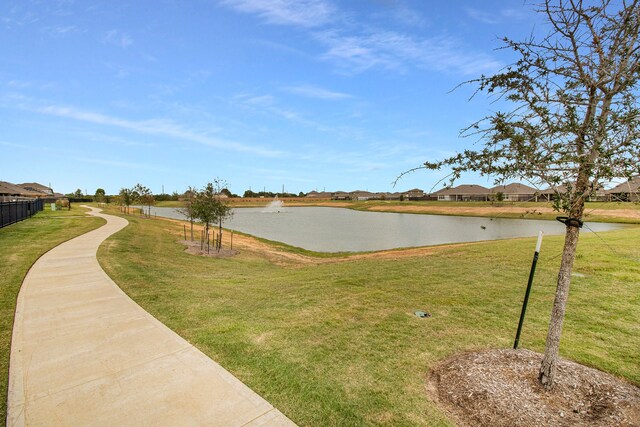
[[242, 190, 305, 198], [82, 187, 307, 203]]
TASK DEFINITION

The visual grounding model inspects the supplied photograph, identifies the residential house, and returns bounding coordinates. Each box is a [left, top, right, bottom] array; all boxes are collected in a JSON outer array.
[[606, 177, 640, 202], [0, 181, 26, 201], [305, 191, 332, 199], [403, 188, 425, 200], [17, 183, 54, 197], [383, 192, 402, 200], [350, 190, 378, 201], [331, 191, 351, 200], [432, 184, 491, 201], [539, 185, 567, 202], [491, 183, 538, 202], [540, 183, 609, 202]]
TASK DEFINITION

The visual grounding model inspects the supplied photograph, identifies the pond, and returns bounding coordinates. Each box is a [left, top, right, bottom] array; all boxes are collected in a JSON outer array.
[[145, 206, 624, 253]]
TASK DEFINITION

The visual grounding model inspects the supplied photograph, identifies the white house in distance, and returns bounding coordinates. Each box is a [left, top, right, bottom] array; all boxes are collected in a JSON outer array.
[[432, 185, 491, 201], [490, 183, 538, 201]]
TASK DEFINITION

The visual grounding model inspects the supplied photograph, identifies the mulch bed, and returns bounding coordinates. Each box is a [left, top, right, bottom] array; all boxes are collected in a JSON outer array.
[[179, 239, 238, 258], [428, 349, 640, 426]]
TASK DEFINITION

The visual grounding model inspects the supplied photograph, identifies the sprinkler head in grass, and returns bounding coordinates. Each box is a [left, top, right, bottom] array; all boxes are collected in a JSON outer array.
[[415, 311, 431, 318]]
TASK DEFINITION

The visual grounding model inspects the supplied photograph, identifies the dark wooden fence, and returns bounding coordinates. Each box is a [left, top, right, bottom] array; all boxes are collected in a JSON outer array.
[[0, 199, 44, 228]]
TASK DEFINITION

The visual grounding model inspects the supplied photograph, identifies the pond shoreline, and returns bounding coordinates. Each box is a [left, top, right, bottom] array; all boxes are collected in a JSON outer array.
[[143, 206, 627, 253]]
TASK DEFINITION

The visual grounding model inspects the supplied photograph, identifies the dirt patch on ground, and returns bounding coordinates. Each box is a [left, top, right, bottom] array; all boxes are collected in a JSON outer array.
[[226, 231, 471, 267], [428, 349, 640, 427], [179, 239, 239, 258], [161, 216, 472, 266]]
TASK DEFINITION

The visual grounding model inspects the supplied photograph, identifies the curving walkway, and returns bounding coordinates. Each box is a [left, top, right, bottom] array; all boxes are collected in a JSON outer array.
[[8, 206, 296, 426]]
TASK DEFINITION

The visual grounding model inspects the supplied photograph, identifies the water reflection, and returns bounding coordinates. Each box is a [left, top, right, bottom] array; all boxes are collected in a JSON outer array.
[[147, 206, 624, 253]]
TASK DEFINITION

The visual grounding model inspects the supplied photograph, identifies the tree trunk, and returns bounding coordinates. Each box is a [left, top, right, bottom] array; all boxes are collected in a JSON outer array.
[[538, 222, 580, 390]]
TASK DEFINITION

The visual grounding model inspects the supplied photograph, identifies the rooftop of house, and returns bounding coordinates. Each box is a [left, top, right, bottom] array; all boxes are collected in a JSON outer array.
[[606, 176, 640, 193], [17, 182, 54, 195], [491, 183, 538, 194], [432, 184, 491, 196], [0, 181, 27, 196]]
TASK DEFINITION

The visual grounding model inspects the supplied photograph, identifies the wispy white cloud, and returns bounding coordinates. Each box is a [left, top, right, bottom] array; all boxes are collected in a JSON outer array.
[[21, 102, 283, 157], [42, 25, 81, 37], [7, 80, 32, 89], [103, 29, 133, 48], [283, 84, 352, 100], [221, 1, 501, 76], [219, 0, 335, 28], [234, 92, 338, 131], [466, 8, 527, 24], [240, 94, 277, 107], [316, 29, 502, 76], [0, 8, 39, 28], [390, 6, 426, 28], [315, 30, 397, 73], [465, 8, 499, 24]]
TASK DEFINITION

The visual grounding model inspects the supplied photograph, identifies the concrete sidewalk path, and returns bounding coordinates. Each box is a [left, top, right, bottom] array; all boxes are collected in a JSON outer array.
[[8, 206, 297, 426]]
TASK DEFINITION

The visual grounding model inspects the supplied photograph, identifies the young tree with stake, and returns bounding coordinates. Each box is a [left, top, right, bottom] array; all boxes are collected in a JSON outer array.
[[412, 0, 640, 389], [191, 180, 233, 250], [133, 184, 154, 217], [118, 187, 133, 214], [178, 186, 198, 241]]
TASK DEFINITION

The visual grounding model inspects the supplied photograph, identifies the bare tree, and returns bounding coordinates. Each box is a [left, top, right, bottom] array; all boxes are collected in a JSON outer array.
[[415, 0, 640, 389]]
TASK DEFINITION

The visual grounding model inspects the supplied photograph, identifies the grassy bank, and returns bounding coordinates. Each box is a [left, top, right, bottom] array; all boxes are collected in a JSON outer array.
[[0, 205, 104, 421], [97, 209, 640, 426]]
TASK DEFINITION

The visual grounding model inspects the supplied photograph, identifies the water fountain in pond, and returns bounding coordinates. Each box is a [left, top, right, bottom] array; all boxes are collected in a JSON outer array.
[[263, 196, 285, 213]]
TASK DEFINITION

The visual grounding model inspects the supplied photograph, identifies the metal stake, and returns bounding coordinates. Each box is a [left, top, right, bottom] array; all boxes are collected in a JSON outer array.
[[514, 231, 543, 350]]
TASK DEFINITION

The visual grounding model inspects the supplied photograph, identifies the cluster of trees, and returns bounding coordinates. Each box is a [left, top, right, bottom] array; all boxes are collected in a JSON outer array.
[[178, 180, 232, 252], [110, 180, 232, 252], [154, 192, 182, 202], [242, 190, 305, 198], [116, 184, 154, 216], [87, 187, 303, 202], [65, 189, 93, 201]]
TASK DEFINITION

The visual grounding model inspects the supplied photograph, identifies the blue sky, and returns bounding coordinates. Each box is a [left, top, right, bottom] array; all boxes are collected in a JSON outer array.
[[0, 0, 542, 196]]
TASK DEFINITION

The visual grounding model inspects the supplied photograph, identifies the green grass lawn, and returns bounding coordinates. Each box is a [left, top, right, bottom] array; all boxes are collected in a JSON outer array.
[[0, 204, 104, 422], [97, 210, 640, 426]]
